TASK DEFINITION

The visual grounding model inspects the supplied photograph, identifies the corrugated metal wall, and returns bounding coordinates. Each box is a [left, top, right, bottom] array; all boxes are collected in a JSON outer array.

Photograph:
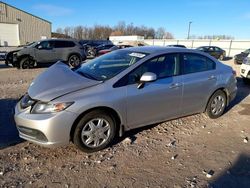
[[0, 2, 51, 45]]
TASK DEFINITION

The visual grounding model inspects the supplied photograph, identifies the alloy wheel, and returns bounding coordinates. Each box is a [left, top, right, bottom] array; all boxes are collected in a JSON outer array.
[[81, 118, 111, 148], [69, 55, 80, 67], [210, 95, 225, 115]]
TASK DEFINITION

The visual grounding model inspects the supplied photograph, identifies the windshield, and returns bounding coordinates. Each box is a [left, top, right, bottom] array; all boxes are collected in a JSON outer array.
[[26, 41, 37, 48], [243, 49, 250, 53], [75, 50, 148, 81]]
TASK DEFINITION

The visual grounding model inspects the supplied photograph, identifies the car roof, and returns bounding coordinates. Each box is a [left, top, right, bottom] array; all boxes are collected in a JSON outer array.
[[123, 46, 200, 54], [39, 39, 78, 42]]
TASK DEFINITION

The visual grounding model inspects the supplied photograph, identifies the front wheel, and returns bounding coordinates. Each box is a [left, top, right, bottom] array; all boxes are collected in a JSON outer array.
[[73, 110, 116, 153], [19, 57, 34, 69], [219, 55, 224, 61], [68, 54, 81, 68], [206, 90, 227, 119]]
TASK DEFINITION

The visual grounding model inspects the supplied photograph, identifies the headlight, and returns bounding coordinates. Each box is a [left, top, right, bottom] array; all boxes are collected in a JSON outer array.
[[31, 102, 73, 114], [20, 94, 35, 109]]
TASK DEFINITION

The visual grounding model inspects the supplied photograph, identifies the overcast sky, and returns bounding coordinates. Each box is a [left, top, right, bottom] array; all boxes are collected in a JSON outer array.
[[2, 0, 250, 39]]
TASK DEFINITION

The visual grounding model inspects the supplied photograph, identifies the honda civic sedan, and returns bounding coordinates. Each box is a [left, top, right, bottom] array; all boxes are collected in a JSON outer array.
[[14, 46, 237, 152]]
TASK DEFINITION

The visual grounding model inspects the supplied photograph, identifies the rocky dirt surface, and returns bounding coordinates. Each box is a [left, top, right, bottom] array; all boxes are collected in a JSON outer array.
[[0, 60, 250, 188]]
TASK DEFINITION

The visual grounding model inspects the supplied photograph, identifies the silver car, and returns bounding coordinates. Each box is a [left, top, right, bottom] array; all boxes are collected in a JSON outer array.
[[14, 46, 237, 152]]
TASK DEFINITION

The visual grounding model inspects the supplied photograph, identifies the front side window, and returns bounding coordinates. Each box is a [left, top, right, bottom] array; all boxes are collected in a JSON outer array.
[[75, 50, 148, 81], [37, 41, 53, 49], [115, 53, 180, 86], [183, 53, 215, 74]]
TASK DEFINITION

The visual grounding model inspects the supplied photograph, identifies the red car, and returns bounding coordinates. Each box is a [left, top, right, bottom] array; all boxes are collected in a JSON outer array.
[[97, 45, 133, 56]]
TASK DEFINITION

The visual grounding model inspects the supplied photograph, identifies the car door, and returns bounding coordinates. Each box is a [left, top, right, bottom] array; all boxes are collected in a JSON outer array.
[[123, 53, 183, 129], [34, 41, 57, 63], [207, 47, 217, 58], [214, 47, 223, 59], [180, 53, 217, 116]]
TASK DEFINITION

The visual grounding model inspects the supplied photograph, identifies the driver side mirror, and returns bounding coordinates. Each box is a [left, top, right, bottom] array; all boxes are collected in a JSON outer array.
[[137, 72, 157, 89], [37, 45, 43, 50]]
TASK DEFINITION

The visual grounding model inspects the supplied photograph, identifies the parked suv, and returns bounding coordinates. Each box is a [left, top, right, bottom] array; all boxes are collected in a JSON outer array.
[[15, 47, 237, 152], [12, 39, 86, 69]]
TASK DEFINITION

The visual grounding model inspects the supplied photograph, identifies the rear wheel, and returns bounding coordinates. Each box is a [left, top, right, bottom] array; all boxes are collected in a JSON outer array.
[[19, 57, 34, 69], [206, 90, 227, 119], [73, 110, 116, 153], [219, 55, 224, 61], [68, 54, 81, 68]]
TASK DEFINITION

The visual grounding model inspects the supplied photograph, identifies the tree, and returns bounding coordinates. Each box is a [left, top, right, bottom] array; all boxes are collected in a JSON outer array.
[[54, 21, 174, 40], [156, 27, 166, 39]]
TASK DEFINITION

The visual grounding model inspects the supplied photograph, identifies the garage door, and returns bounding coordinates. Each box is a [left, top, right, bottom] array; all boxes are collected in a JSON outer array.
[[0, 23, 20, 46]]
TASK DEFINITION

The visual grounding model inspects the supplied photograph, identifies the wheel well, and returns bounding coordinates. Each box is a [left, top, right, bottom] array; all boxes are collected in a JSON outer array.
[[205, 88, 229, 112], [68, 53, 81, 61], [18, 55, 31, 61], [70, 107, 122, 141]]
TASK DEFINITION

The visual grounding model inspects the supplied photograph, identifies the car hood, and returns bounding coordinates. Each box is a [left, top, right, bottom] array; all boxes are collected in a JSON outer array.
[[28, 62, 102, 101], [235, 52, 248, 58]]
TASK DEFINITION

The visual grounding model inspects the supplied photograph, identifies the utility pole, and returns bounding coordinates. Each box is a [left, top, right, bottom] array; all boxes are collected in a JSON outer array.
[[187, 21, 192, 39]]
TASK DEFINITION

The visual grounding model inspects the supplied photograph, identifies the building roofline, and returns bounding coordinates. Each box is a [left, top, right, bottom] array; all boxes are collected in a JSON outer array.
[[0, 1, 51, 24]]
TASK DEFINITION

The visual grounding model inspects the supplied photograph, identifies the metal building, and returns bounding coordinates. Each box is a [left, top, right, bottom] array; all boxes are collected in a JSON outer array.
[[0, 1, 51, 46]]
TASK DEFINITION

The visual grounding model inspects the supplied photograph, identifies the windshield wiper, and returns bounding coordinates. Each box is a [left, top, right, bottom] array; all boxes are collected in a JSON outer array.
[[77, 71, 98, 81]]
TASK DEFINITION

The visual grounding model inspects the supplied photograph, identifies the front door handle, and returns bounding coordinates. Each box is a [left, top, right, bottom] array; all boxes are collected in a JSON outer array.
[[169, 83, 182, 89]]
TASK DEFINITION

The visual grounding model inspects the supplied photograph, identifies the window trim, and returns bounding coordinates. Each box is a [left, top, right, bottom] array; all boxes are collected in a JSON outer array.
[[113, 53, 181, 88]]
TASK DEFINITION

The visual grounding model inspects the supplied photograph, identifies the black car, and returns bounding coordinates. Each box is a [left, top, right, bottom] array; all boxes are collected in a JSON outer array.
[[196, 46, 226, 60], [79, 40, 113, 57], [234, 49, 250, 64], [167, 44, 186, 48]]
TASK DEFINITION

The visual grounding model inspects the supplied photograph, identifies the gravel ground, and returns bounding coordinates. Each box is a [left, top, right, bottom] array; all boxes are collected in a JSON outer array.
[[0, 60, 250, 188]]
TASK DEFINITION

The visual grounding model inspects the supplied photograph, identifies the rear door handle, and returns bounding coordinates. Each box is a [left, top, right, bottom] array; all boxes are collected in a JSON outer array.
[[208, 75, 216, 80], [169, 83, 182, 89]]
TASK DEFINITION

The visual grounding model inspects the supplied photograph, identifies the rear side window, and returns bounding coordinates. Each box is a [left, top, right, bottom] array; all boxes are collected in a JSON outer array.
[[183, 53, 215, 74], [215, 47, 221, 51], [54, 41, 75, 48]]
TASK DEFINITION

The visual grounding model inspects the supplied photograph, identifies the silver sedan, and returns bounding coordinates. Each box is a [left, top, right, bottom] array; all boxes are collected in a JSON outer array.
[[14, 46, 237, 152]]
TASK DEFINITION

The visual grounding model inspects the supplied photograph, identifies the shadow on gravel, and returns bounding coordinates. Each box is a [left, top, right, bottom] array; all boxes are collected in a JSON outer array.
[[222, 57, 233, 61], [0, 99, 24, 149], [211, 154, 250, 188], [113, 123, 159, 145], [225, 77, 250, 114], [0, 62, 13, 69]]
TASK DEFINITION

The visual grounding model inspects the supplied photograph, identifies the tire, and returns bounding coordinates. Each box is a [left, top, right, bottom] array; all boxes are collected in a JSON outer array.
[[73, 110, 116, 153], [219, 55, 224, 61], [19, 57, 34, 69], [68, 54, 81, 68], [206, 90, 227, 119]]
